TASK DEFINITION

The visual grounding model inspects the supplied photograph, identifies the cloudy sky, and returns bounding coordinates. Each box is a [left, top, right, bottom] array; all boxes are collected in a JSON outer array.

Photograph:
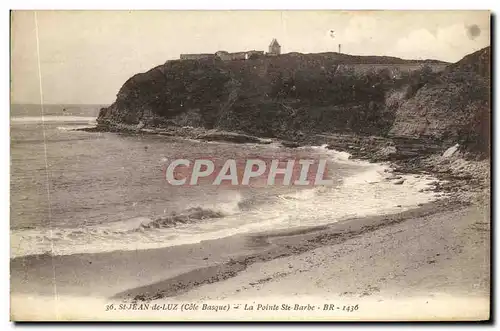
[[11, 10, 490, 105]]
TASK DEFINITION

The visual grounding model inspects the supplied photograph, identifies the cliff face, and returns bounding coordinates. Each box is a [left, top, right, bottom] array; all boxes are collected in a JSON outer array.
[[98, 58, 230, 129], [98, 49, 489, 155], [389, 47, 490, 155], [98, 53, 446, 140]]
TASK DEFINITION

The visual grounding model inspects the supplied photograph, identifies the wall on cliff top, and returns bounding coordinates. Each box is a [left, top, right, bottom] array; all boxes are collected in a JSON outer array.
[[389, 47, 490, 155]]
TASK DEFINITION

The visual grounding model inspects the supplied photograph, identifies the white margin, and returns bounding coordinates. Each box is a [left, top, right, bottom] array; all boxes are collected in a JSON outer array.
[[2, 1, 498, 330]]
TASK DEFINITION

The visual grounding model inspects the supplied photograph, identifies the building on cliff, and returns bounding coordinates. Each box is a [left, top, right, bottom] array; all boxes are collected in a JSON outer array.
[[179, 39, 278, 61], [267, 38, 281, 56], [215, 50, 264, 61], [180, 53, 216, 60]]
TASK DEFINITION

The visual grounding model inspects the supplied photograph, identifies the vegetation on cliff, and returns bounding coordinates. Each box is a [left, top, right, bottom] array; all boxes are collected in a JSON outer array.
[[98, 53, 446, 140], [98, 48, 489, 156], [390, 46, 490, 157]]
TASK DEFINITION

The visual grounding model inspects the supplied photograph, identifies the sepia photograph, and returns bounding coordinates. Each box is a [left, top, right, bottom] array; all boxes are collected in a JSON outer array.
[[9, 9, 491, 321]]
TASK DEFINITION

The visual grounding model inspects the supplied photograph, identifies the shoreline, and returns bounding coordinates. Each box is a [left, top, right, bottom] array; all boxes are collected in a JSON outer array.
[[10, 197, 490, 320], [110, 199, 461, 302], [77, 122, 489, 198], [11, 124, 490, 320], [10, 197, 465, 299]]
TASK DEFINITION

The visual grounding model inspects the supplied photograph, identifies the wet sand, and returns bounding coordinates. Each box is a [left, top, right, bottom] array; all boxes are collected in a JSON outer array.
[[10, 197, 490, 320], [176, 202, 490, 303]]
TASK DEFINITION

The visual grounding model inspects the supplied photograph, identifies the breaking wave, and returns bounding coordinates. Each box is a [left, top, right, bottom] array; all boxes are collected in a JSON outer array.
[[10, 200, 242, 259], [139, 207, 226, 230]]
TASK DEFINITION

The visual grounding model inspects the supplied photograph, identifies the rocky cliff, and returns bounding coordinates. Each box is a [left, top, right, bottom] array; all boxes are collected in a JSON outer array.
[[97, 53, 446, 141], [97, 48, 489, 156], [389, 47, 490, 156]]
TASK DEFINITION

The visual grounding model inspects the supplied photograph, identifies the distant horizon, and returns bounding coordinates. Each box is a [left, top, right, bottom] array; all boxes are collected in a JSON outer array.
[[10, 103, 110, 107], [11, 10, 490, 105]]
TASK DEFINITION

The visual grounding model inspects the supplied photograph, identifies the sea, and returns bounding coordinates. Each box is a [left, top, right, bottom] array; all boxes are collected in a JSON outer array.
[[10, 104, 440, 259]]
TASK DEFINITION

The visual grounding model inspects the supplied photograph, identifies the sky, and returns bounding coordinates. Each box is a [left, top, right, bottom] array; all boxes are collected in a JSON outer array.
[[10, 10, 490, 105]]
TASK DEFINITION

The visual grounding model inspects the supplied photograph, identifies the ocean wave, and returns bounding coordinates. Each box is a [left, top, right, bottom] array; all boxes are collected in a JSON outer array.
[[10, 146, 443, 259], [11, 116, 96, 123], [139, 207, 226, 230], [57, 125, 97, 131], [10, 198, 243, 258], [298, 144, 354, 164]]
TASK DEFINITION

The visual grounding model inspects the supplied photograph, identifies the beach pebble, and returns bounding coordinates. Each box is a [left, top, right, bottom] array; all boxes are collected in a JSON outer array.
[[393, 179, 405, 185]]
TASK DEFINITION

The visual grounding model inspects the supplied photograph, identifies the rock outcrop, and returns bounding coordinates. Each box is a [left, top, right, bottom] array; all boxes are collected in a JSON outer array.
[[389, 47, 490, 157]]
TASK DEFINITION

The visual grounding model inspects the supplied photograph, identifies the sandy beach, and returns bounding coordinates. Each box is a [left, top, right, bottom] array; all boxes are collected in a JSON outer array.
[[174, 202, 490, 321], [10, 194, 490, 321]]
